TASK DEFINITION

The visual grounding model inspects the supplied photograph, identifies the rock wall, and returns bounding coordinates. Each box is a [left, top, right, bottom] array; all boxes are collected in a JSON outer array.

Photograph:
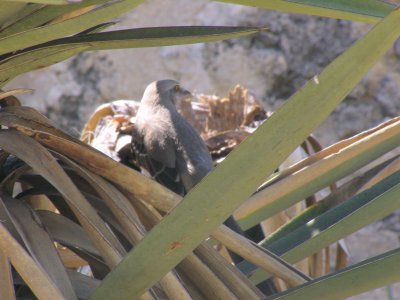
[[6, 0, 400, 145]]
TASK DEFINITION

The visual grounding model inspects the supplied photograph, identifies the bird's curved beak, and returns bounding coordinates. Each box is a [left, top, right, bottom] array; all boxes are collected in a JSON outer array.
[[173, 88, 192, 107], [181, 88, 192, 100]]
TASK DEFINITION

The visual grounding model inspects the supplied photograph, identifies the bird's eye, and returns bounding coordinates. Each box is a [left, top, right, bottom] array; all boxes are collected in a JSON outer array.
[[174, 85, 180, 92]]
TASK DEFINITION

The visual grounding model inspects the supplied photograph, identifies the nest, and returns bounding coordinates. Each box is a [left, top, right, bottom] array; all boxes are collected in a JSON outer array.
[[81, 85, 270, 166]]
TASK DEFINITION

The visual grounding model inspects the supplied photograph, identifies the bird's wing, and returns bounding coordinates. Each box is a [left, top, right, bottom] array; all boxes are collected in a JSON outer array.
[[131, 127, 186, 196]]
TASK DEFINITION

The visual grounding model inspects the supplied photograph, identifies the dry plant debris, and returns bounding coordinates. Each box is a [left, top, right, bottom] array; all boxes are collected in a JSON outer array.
[[81, 85, 270, 165], [0, 86, 353, 299]]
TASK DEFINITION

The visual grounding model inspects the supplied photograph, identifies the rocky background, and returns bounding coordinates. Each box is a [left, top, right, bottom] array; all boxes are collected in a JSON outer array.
[[5, 0, 400, 298]]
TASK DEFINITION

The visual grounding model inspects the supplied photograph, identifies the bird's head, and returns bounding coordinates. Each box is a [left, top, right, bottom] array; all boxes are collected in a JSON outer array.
[[142, 79, 192, 108]]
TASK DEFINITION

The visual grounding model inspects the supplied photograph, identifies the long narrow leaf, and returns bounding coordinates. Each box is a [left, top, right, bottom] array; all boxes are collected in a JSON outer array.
[[0, 250, 15, 300], [0, 130, 125, 267], [0, 105, 177, 215], [267, 248, 400, 300], [0, 89, 32, 100], [0, 0, 145, 56], [0, 45, 89, 87], [0, 0, 109, 37], [0, 106, 75, 140], [55, 149, 192, 299], [14, 128, 180, 214], [195, 243, 264, 299], [0, 26, 261, 86], [35, 26, 263, 50], [89, 6, 400, 300], [131, 194, 260, 299], [236, 118, 400, 229], [8, 0, 78, 4], [36, 210, 100, 256], [212, 225, 310, 286], [261, 155, 400, 248], [0, 3, 27, 25], [215, 0, 394, 23], [67, 269, 100, 300], [248, 171, 400, 284], [0, 221, 65, 300], [2, 194, 77, 300]]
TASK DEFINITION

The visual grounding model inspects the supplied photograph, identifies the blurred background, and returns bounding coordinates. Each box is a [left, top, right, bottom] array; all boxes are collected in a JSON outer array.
[[5, 0, 400, 146]]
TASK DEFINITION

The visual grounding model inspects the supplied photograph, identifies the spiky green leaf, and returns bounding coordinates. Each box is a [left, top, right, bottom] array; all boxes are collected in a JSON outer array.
[[215, 0, 394, 23], [89, 6, 400, 300]]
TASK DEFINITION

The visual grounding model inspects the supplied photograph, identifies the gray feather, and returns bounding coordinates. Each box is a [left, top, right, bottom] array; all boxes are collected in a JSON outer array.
[[133, 79, 212, 194], [131, 79, 246, 264]]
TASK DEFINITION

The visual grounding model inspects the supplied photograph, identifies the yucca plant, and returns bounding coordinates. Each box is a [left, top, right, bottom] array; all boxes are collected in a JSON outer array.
[[0, 0, 399, 299]]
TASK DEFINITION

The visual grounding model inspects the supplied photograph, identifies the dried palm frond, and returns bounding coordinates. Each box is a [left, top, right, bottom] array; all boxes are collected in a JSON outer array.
[[1, 85, 398, 299], [0, 89, 303, 299], [81, 85, 347, 289]]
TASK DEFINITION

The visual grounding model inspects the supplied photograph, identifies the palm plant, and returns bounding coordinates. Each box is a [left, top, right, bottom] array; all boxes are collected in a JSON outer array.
[[0, 1, 399, 299]]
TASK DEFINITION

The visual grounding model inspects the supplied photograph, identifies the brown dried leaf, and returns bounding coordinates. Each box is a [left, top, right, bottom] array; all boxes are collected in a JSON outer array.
[[36, 210, 99, 256], [0, 130, 125, 267], [28, 130, 180, 213], [206, 130, 251, 160], [0, 106, 72, 141], [196, 85, 268, 136], [81, 100, 139, 144], [0, 249, 15, 300], [66, 268, 101, 300], [84, 85, 269, 165], [0, 89, 31, 107], [1, 194, 77, 300], [0, 222, 65, 300]]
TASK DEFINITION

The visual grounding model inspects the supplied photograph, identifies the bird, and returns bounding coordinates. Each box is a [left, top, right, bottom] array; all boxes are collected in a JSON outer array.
[[131, 79, 244, 263]]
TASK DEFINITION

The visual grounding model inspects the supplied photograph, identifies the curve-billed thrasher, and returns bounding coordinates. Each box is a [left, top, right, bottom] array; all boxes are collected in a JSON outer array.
[[131, 79, 244, 263]]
